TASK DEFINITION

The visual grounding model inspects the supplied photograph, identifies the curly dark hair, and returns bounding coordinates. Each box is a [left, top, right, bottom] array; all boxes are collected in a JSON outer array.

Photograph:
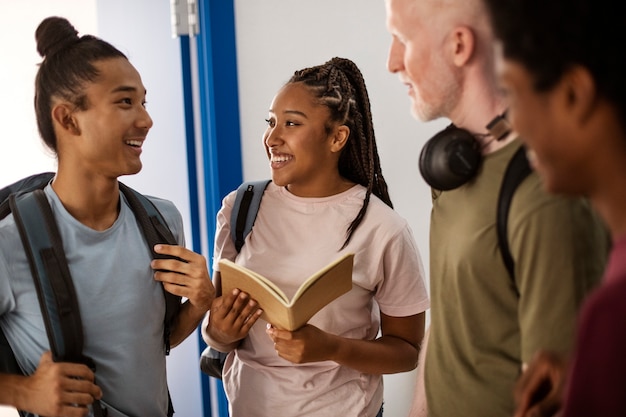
[[288, 57, 393, 248]]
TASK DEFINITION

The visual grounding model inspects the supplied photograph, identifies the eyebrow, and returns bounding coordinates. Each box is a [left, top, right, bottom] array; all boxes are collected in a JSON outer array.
[[111, 85, 147, 95], [268, 109, 308, 118]]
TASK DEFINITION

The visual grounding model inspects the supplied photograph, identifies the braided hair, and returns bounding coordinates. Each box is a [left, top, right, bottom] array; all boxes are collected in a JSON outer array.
[[288, 57, 393, 248], [34, 16, 127, 154]]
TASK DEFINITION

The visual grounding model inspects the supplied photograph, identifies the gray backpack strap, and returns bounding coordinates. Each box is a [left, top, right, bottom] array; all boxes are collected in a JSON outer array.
[[0, 173, 55, 377], [10, 191, 87, 365], [230, 180, 271, 252], [9, 190, 106, 417], [119, 183, 181, 417], [201, 179, 270, 380], [119, 183, 181, 356]]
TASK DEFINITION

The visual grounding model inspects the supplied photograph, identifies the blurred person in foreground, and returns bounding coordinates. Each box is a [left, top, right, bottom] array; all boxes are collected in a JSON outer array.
[[483, 0, 626, 416]]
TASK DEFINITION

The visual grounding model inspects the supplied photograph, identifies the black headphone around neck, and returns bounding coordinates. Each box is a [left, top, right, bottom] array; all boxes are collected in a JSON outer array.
[[418, 113, 511, 191]]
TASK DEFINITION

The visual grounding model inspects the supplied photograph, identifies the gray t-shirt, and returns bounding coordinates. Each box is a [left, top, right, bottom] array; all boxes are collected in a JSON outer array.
[[0, 184, 184, 417]]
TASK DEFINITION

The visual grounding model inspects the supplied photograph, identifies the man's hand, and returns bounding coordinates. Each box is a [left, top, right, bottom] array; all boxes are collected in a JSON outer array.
[[18, 351, 102, 417], [514, 350, 567, 417], [152, 244, 215, 313]]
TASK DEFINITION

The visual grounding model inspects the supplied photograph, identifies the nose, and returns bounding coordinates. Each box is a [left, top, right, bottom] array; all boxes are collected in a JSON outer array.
[[264, 126, 281, 148], [137, 106, 153, 130], [387, 38, 404, 74]]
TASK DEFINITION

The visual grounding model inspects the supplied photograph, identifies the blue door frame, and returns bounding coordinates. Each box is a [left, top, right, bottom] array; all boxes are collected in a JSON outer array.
[[177, 1, 242, 416]]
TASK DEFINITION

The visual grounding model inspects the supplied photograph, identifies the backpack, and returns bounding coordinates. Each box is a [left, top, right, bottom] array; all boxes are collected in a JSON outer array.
[[199, 179, 271, 379], [0, 172, 182, 417]]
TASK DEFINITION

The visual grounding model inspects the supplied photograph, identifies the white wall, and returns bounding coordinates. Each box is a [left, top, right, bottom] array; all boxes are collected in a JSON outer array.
[[233, 1, 442, 415], [0, 0, 97, 184]]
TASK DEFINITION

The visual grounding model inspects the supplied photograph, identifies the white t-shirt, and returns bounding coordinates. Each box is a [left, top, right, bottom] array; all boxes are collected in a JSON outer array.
[[209, 182, 429, 417], [0, 184, 184, 417]]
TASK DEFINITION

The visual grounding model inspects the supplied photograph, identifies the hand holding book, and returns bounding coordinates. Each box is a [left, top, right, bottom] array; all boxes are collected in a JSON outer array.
[[219, 253, 354, 331]]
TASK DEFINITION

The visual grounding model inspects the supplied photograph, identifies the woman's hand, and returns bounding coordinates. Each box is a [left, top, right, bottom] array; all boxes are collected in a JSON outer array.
[[266, 324, 336, 364], [208, 289, 263, 345]]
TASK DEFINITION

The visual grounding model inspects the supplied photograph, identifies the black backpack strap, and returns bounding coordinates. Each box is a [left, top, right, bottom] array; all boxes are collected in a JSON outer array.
[[230, 180, 271, 252], [118, 183, 182, 355], [497, 146, 532, 287]]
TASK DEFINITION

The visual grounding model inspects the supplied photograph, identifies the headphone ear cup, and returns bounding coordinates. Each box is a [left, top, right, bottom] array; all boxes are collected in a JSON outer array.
[[419, 126, 482, 190]]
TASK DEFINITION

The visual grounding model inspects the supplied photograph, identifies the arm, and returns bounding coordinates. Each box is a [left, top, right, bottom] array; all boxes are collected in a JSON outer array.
[[511, 188, 606, 416], [511, 189, 607, 362], [408, 325, 430, 417], [267, 311, 425, 374], [151, 244, 216, 347], [0, 351, 101, 417]]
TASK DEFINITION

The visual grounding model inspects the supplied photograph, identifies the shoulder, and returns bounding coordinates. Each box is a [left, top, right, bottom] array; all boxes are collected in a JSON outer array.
[[509, 170, 608, 253], [143, 195, 185, 244], [146, 195, 181, 216], [145, 195, 182, 221], [364, 189, 403, 219], [511, 171, 601, 227], [353, 187, 411, 239], [222, 179, 272, 210], [0, 213, 19, 253]]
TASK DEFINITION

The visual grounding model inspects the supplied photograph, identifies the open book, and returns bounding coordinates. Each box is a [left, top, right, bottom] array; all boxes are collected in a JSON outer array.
[[219, 253, 354, 331]]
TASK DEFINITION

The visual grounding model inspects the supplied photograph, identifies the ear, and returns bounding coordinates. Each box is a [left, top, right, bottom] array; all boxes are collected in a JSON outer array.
[[450, 26, 475, 67], [558, 65, 597, 125], [51, 103, 81, 136], [330, 125, 350, 153]]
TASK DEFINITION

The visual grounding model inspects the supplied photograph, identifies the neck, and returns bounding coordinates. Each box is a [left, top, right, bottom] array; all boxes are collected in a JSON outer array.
[[51, 170, 121, 231], [284, 175, 355, 198], [480, 131, 516, 155]]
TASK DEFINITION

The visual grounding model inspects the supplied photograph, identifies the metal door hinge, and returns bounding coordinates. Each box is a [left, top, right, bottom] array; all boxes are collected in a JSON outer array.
[[170, 0, 199, 37]]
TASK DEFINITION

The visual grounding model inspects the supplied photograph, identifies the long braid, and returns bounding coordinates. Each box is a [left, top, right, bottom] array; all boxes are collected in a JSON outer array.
[[289, 57, 393, 248]]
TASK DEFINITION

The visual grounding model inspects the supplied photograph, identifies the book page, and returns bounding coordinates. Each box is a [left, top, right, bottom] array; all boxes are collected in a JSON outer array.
[[287, 253, 353, 329], [291, 253, 354, 302], [219, 260, 290, 304], [218, 253, 354, 330]]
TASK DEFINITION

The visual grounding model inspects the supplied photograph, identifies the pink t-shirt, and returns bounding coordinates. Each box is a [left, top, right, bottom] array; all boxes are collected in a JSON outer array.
[[208, 183, 429, 417]]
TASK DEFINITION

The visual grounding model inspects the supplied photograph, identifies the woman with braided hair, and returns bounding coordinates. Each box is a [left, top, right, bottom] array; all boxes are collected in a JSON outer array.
[[202, 57, 429, 416]]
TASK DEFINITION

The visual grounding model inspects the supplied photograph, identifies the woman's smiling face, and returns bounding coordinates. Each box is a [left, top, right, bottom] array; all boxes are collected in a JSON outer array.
[[263, 82, 342, 196]]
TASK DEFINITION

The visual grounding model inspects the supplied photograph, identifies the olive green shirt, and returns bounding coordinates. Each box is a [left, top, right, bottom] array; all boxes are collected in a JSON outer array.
[[425, 139, 608, 416]]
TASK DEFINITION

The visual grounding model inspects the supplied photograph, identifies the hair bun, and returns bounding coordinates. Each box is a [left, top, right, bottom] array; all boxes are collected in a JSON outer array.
[[35, 16, 79, 59]]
